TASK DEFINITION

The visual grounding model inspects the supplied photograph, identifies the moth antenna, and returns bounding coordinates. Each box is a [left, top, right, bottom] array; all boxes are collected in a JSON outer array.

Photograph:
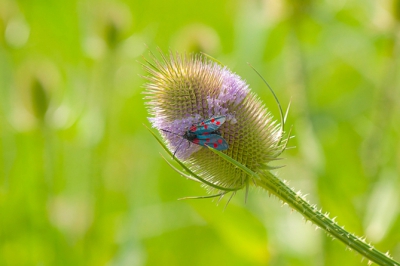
[[160, 128, 181, 137]]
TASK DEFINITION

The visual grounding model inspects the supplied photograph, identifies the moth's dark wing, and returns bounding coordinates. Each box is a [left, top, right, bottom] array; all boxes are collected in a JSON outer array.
[[189, 116, 226, 134], [195, 133, 229, 151]]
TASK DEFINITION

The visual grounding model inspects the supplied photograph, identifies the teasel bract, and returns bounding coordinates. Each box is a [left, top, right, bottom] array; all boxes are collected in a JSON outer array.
[[143, 51, 400, 265]]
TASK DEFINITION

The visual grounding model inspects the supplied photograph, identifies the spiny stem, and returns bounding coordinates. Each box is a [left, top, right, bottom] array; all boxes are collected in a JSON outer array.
[[256, 173, 400, 266]]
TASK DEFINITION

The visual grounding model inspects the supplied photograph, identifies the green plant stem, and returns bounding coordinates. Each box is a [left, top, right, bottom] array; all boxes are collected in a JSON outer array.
[[256, 173, 399, 266]]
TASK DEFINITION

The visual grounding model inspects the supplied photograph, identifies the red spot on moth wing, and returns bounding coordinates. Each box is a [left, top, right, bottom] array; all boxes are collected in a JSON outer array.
[[213, 143, 218, 148], [190, 126, 197, 131], [193, 139, 200, 144], [217, 139, 223, 144], [203, 132, 209, 135], [216, 121, 220, 125], [211, 118, 215, 123], [206, 138, 210, 142], [204, 125, 208, 129], [201, 122, 205, 125]]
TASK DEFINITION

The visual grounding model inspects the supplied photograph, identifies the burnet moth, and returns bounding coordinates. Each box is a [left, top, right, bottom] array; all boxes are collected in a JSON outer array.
[[161, 116, 229, 157]]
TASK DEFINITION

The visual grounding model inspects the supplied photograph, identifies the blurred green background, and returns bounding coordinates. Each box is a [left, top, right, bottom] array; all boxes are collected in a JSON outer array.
[[1, 0, 400, 265]]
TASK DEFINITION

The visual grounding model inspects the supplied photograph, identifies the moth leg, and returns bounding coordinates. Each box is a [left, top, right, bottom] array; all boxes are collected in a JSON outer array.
[[173, 138, 186, 158]]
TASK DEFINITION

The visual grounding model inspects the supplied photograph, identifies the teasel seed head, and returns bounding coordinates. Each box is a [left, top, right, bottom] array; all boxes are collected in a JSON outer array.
[[143, 51, 289, 191]]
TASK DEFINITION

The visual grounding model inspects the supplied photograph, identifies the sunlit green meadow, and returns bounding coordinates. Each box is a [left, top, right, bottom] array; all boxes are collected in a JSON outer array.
[[1, 0, 400, 265]]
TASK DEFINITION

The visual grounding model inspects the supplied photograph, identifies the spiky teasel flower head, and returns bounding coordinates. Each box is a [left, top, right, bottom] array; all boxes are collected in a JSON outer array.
[[143, 51, 289, 192]]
